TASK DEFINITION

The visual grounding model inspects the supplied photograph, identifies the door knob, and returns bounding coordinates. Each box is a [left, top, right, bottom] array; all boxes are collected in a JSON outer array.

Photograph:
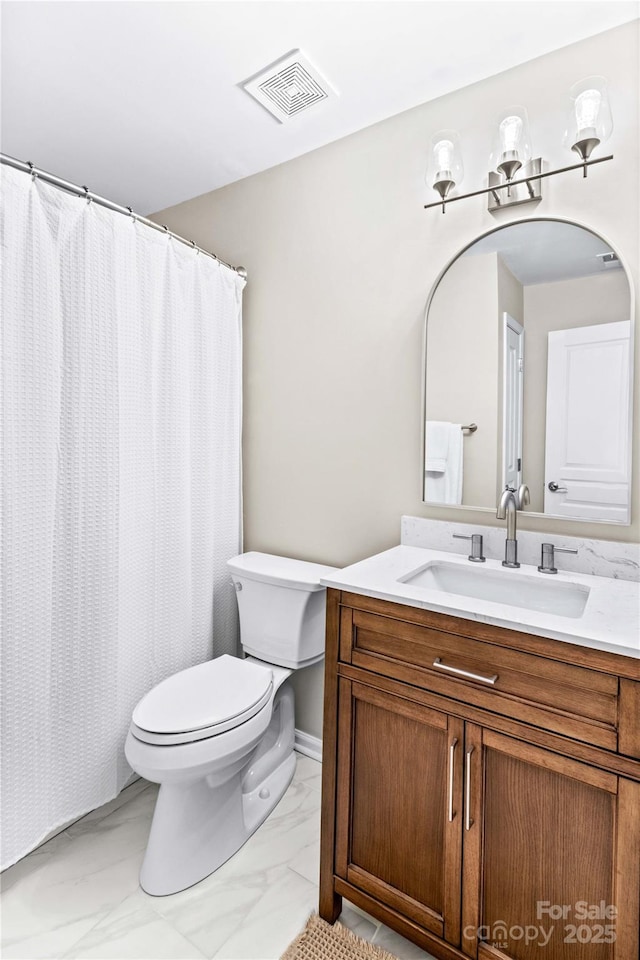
[[547, 481, 568, 493]]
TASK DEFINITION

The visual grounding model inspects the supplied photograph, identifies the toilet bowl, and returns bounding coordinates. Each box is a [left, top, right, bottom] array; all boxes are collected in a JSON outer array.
[[125, 552, 337, 896]]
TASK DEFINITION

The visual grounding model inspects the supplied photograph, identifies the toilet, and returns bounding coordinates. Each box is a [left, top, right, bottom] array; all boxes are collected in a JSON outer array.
[[124, 551, 337, 896]]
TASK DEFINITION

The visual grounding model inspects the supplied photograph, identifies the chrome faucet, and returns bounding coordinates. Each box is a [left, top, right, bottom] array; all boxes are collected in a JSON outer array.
[[496, 484, 530, 568]]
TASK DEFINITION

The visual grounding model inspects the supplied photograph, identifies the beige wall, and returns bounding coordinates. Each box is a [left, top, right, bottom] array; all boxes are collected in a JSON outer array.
[[523, 270, 631, 511], [426, 253, 499, 506], [497, 259, 524, 329], [152, 22, 639, 739]]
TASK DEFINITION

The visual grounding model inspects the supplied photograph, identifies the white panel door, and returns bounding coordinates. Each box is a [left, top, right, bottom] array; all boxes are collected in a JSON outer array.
[[544, 320, 631, 522], [502, 313, 524, 493]]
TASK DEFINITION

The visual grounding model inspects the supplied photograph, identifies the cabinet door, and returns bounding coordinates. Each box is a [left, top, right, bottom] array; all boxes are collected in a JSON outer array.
[[335, 678, 464, 945], [462, 726, 640, 960]]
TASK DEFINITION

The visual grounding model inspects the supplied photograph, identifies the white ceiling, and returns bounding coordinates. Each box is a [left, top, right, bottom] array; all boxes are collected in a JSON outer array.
[[467, 221, 622, 284], [1, 1, 638, 214]]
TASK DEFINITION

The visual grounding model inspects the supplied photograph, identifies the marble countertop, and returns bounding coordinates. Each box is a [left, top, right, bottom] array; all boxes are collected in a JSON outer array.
[[321, 545, 640, 661]]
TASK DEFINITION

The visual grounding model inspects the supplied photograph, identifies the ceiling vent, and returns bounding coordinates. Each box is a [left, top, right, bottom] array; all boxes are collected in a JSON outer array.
[[596, 251, 621, 269], [243, 50, 336, 123]]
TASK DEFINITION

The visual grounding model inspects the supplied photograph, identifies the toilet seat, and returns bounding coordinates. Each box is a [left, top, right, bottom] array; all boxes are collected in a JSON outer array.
[[131, 655, 273, 746]]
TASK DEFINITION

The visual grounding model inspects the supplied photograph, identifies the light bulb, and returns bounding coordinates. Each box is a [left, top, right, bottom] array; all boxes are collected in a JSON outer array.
[[565, 77, 612, 163], [426, 130, 463, 208], [434, 139, 454, 178], [491, 106, 531, 182], [500, 115, 523, 156], [575, 88, 602, 135]]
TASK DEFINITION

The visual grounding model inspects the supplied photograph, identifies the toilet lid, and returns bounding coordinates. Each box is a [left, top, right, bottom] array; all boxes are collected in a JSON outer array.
[[132, 655, 273, 737]]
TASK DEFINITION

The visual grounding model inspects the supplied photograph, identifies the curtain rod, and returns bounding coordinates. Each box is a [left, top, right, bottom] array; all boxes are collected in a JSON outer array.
[[0, 153, 247, 281]]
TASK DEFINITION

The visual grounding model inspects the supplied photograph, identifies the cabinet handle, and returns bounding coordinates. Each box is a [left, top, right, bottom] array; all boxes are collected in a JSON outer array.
[[433, 658, 498, 686], [465, 747, 474, 832], [448, 737, 458, 822]]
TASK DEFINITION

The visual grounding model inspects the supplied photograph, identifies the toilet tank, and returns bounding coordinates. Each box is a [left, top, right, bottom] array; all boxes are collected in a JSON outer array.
[[227, 553, 339, 669]]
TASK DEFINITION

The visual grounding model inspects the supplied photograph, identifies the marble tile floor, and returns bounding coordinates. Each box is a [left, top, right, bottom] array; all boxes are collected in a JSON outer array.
[[0, 755, 436, 960]]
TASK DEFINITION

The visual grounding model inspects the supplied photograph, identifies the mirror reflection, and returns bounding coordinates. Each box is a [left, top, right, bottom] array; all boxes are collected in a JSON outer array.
[[423, 220, 632, 523]]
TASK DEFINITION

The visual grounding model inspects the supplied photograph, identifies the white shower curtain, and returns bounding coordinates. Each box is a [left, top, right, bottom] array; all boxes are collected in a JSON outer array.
[[1, 165, 244, 869]]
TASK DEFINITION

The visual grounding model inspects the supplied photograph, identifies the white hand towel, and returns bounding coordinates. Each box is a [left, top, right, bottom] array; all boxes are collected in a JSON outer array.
[[425, 420, 450, 472], [425, 421, 464, 504]]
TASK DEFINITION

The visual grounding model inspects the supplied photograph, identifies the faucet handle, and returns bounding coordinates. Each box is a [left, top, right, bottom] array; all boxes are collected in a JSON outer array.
[[453, 533, 486, 563], [516, 484, 530, 509], [538, 542, 578, 575]]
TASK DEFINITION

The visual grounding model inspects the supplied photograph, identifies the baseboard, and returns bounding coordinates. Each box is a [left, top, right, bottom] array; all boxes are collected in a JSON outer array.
[[294, 729, 322, 762]]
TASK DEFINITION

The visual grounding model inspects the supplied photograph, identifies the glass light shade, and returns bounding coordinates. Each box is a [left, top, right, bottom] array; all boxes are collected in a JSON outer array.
[[426, 129, 464, 200], [490, 106, 532, 181], [564, 76, 613, 161]]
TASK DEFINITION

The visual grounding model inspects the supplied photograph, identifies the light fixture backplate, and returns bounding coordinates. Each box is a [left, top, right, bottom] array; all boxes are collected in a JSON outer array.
[[487, 157, 543, 212], [242, 49, 337, 124]]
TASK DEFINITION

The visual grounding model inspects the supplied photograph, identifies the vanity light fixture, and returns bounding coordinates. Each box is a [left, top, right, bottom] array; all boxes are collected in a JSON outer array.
[[487, 105, 542, 210], [492, 106, 531, 184], [564, 76, 613, 172], [426, 130, 464, 212], [425, 79, 613, 214]]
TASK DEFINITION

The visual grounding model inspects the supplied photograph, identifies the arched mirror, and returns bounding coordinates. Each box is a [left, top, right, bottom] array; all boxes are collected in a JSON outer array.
[[422, 219, 633, 523]]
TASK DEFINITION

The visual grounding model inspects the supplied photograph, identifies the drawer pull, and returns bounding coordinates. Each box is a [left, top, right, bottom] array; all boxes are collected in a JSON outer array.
[[465, 747, 474, 831], [433, 657, 498, 686], [448, 737, 458, 822]]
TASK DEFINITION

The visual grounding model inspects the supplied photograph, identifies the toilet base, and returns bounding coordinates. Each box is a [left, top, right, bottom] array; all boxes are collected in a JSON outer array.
[[138, 682, 296, 896], [242, 749, 296, 839]]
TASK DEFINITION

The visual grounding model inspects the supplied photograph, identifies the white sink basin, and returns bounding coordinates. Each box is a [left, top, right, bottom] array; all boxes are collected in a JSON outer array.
[[321, 545, 639, 657], [399, 561, 590, 619]]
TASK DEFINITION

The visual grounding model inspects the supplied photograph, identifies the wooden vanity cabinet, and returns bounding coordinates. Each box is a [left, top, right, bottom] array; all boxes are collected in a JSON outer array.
[[320, 589, 640, 960], [463, 726, 639, 960], [334, 678, 464, 945]]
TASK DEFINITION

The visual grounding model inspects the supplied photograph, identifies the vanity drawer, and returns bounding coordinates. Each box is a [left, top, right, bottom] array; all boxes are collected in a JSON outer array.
[[340, 606, 619, 750]]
